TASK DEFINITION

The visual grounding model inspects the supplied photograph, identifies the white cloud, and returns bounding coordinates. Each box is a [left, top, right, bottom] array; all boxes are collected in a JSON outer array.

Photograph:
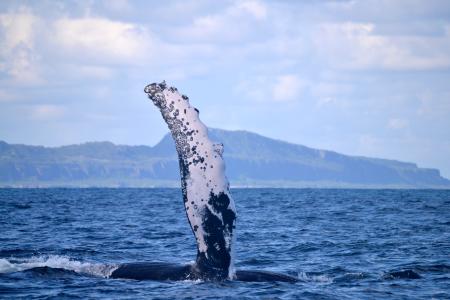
[[272, 75, 305, 102], [53, 17, 152, 63], [236, 74, 306, 102], [1, 11, 157, 85], [232, 0, 267, 20], [0, 10, 43, 84], [388, 118, 409, 129], [0, 6, 224, 88], [30, 105, 66, 120], [314, 22, 450, 70], [180, 15, 224, 40], [0, 10, 35, 51], [171, 0, 268, 43], [74, 65, 115, 80]]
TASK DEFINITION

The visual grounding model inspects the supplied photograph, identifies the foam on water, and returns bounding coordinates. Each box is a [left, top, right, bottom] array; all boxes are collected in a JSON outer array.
[[0, 255, 117, 278], [297, 271, 333, 284]]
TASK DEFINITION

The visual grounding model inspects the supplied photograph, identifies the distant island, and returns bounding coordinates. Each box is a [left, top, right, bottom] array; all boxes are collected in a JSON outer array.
[[1, 128, 449, 188]]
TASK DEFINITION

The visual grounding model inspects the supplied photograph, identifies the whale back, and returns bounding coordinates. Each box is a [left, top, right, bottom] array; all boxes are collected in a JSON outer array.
[[144, 81, 237, 279]]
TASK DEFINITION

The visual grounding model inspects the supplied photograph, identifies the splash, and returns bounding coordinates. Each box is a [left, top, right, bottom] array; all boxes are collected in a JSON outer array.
[[0, 255, 117, 278], [297, 271, 333, 284]]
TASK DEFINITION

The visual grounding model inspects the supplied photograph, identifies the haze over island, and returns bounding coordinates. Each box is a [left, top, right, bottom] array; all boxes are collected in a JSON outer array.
[[1, 1, 449, 179], [1, 129, 449, 188]]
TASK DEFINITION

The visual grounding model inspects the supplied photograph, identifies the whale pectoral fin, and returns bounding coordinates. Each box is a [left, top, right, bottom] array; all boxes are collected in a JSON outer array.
[[213, 143, 224, 157], [145, 81, 237, 280]]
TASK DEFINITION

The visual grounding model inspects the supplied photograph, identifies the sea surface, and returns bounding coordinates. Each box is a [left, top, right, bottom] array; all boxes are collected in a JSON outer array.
[[0, 188, 449, 299]]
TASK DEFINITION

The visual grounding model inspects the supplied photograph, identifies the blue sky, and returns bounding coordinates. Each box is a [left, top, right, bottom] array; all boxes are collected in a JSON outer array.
[[1, 0, 450, 178]]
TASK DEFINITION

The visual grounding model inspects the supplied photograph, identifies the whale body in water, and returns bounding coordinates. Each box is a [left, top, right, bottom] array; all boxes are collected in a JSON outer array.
[[111, 81, 297, 282]]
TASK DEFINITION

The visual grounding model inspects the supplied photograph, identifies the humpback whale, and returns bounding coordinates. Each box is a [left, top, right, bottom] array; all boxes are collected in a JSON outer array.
[[111, 81, 297, 283]]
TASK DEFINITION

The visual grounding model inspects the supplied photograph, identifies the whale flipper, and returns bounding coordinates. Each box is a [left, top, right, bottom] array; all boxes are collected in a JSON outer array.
[[144, 81, 237, 280], [111, 81, 297, 283]]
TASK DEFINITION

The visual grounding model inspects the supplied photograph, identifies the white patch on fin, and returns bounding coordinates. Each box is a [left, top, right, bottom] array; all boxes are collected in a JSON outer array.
[[145, 81, 237, 279]]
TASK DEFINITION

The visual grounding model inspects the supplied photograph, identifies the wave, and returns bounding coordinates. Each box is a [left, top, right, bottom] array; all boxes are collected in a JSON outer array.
[[0, 255, 117, 278]]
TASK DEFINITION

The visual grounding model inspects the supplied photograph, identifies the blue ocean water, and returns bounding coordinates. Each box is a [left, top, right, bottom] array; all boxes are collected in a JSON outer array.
[[0, 188, 449, 299]]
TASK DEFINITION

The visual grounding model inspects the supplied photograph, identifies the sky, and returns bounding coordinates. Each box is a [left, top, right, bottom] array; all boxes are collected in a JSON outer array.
[[1, 0, 450, 178]]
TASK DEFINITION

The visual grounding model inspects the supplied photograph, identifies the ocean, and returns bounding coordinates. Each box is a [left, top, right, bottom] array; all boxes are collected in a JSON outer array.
[[1, 188, 449, 299]]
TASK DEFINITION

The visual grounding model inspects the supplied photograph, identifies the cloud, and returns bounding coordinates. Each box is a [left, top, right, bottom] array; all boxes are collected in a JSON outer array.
[[233, 0, 267, 20], [69, 65, 116, 80], [53, 17, 153, 64], [387, 118, 409, 129], [272, 75, 305, 102], [171, 0, 268, 43], [0, 9, 43, 84], [0, 5, 230, 93], [1, 11, 158, 87], [314, 22, 450, 70], [0, 10, 35, 51], [30, 105, 65, 120], [235, 74, 306, 102]]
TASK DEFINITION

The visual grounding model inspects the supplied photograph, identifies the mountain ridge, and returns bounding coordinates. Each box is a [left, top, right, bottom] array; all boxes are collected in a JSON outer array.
[[0, 129, 448, 188]]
